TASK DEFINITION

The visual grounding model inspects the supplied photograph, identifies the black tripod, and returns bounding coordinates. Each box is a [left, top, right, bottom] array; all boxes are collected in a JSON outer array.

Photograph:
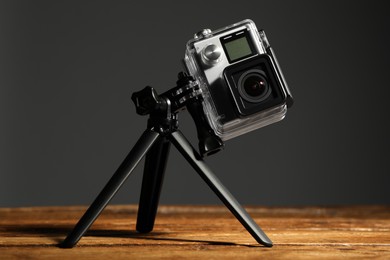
[[60, 73, 273, 248]]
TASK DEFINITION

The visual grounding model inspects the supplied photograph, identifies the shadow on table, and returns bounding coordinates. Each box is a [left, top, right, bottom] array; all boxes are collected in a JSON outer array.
[[3, 225, 263, 248]]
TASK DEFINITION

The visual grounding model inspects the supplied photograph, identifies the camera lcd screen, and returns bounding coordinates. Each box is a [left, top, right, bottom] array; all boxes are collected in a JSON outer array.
[[223, 36, 253, 62]]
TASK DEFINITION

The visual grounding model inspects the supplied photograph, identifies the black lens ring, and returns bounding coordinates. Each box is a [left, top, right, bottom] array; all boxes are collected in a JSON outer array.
[[237, 69, 272, 103]]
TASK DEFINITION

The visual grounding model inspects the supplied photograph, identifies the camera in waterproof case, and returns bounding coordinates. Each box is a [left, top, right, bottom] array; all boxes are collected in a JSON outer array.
[[184, 19, 293, 140]]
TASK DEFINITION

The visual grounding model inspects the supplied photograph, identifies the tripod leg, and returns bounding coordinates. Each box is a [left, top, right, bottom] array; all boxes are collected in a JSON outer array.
[[170, 130, 273, 247], [136, 136, 171, 233], [60, 130, 160, 248]]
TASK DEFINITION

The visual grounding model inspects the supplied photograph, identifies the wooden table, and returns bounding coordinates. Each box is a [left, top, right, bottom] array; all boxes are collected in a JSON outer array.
[[0, 205, 389, 259]]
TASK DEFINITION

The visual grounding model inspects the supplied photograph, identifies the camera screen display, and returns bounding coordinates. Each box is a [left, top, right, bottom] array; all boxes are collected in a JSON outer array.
[[221, 30, 255, 63]]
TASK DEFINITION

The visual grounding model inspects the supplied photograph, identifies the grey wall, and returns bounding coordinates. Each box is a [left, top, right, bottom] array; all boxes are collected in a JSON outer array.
[[1, 1, 389, 207]]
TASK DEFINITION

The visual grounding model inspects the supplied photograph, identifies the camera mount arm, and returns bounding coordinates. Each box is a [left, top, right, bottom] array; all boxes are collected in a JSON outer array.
[[131, 72, 224, 156]]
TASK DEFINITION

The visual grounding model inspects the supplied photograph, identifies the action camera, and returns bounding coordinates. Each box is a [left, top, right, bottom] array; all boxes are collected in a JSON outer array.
[[184, 19, 293, 140]]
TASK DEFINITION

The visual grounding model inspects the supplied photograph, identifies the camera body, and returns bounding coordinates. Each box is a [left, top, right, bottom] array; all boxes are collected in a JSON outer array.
[[184, 19, 293, 140]]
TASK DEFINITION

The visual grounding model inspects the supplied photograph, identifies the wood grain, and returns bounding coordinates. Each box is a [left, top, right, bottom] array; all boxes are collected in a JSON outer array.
[[0, 205, 389, 259]]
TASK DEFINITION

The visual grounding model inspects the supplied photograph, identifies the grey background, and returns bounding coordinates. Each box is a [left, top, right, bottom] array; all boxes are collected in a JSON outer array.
[[1, 1, 389, 207]]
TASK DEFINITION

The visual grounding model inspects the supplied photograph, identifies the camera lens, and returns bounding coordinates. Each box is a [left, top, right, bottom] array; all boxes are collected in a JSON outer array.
[[238, 69, 271, 103], [244, 75, 267, 97]]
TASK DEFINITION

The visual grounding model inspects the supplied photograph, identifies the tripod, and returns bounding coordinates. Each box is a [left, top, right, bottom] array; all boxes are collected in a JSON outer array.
[[60, 73, 273, 248]]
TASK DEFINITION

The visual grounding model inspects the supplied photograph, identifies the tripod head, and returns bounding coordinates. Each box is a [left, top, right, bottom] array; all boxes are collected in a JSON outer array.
[[131, 72, 224, 157]]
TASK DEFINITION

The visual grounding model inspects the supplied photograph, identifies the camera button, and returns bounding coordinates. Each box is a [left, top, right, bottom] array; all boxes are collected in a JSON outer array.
[[194, 29, 212, 39], [202, 44, 221, 65]]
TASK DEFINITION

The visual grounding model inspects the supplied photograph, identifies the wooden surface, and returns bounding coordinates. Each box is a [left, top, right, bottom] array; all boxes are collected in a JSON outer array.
[[0, 205, 389, 259]]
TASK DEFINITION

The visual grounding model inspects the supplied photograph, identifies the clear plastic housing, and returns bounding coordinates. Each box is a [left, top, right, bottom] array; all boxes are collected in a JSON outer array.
[[184, 19, 290, 140]]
